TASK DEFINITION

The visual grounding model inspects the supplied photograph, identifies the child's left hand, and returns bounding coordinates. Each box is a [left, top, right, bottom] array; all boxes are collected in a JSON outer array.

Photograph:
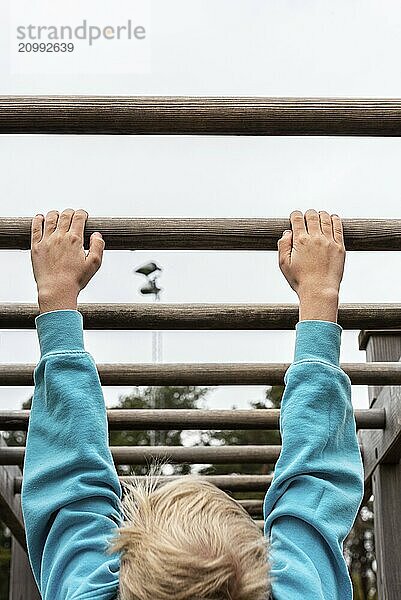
[[31, 209, 105, 314]]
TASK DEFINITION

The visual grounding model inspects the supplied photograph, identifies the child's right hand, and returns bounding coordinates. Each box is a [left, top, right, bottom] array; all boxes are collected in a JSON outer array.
[[278, 209, 345, 322], [31, 209, 105, 314]]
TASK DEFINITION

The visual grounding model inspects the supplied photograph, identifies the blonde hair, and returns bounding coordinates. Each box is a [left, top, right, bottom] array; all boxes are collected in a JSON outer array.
[[111, 473, 270, 600]]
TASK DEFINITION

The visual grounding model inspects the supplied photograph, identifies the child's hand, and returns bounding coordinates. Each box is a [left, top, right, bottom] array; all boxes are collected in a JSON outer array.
[[31, 209, 105, 314], [278, 210, 345, 322]]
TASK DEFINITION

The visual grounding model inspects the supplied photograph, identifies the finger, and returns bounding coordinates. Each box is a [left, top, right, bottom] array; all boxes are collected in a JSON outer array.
[[331, 214, 344, 245], [70, 209, 88, 240], [31, 214, 44, 245], [277, 230, 293, 269], [304, 209, 320, 235], [319, 210, 333, 238], [86, 232, 105, 274], [57, 208, 75, 233], [290, 210, 306, 237], [43, 210, 59, 236]]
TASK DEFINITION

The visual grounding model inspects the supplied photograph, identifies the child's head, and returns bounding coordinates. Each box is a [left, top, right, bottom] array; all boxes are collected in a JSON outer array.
[[111, 475, 269, 600]]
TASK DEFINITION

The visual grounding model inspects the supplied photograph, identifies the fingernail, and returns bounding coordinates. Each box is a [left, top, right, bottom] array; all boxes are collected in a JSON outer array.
[[283, 229, 292, 235], [93, 231, 103, 238]]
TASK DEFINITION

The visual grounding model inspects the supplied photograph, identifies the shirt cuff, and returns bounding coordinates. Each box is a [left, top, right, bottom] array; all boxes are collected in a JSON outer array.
[[35, 310, 85, 357], [293, 320, 342, 367]]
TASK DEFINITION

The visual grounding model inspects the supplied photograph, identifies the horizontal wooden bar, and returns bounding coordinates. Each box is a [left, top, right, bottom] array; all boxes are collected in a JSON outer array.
[[13, 474, 274, 495], [0, 445, 282, 467], [2, 96, 401, 136], [238, 499, 264, 517], [11, 481, 261, 517], [1, 217, 401, 251], [0, 408, 385, 431], [1, 303, 401, 330], [0, 362, 399, 388]]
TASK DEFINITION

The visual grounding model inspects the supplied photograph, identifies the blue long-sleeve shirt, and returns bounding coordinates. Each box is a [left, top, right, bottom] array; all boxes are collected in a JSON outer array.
[[264, 320, 363, 599], [21, 311, 363, 600]]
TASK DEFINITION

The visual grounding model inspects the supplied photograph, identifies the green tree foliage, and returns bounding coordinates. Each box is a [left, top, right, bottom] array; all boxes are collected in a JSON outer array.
[[197, 386, 282, 500], [346, 500, 377, 600], [109, 386, 209, 476]]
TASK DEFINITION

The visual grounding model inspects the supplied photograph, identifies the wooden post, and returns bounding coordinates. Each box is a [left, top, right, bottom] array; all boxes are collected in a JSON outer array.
[[0, 436, 39, 599], [359, 330, 401, 405], [359, 330, 401, 599], [9, 537, 40, 600]]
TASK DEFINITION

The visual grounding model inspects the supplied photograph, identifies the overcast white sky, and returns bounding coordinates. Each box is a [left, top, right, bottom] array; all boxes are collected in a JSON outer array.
[[0, 1, 401, 412]]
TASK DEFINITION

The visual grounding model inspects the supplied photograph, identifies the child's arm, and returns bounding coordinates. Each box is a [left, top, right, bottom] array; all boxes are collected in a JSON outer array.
[[22, 210, 121, 600], [264, 210, 364, 600]]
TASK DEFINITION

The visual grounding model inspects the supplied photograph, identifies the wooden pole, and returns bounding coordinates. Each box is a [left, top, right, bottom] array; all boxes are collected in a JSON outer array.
[[1, 303, 401, 330], [1, 217, 401, 251], [237, 500, 263, 517], [0, 361, 400, 387], [9, 537, 40, 600], [0, 439, 39, 599], [0, 408, 385, 431], [2, 96, 401, 136], [0, 440, 26, 551], [13, 474, 273, 495], [0, 445, 282, 466], [359, 330, 401, 406]]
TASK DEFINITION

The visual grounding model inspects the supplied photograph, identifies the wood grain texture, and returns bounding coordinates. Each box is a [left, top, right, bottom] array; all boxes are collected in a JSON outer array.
[[359, 332, 401, 405], [238, 500, 263, 517], [350, 333, 401, 598], [0, 439, 26, 551], [9, 537, 40, 600], [2, 96, 401, 136], [359, 329, 401, 351], [359, 383, 401, 482], [371, 464, 401, 600], [359, 332, 401, 482], [1, 302, 401, 329], [0, 408, 384, 431], [0, 445, 282, 466], [1, 217, 401, 251], [0, 362, 399, 387], [13, 474, 274, 495]]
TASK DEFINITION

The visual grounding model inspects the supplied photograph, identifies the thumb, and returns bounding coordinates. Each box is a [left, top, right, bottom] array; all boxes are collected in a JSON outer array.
[[277, 230, 292, 269], [86, 232, 105, 275]]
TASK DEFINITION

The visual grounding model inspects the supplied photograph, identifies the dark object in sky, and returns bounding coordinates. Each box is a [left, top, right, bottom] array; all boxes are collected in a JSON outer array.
[[140, 280, 162, 296], [135, 262, 162, 277]]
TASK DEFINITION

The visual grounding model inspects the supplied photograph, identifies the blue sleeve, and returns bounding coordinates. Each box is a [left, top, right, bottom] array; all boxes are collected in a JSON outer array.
[[263, 320, 364, 600], [21, 310, 121, 600]]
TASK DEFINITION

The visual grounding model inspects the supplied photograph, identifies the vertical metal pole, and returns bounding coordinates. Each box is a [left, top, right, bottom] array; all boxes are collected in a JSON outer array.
[[151, 292, 163, 445], [134, 263, 163, 446], [149, 276, 163, 446]]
